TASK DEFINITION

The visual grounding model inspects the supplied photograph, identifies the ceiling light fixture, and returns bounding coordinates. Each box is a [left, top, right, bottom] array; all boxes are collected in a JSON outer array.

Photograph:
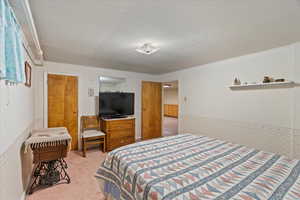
[[136, 43, 159, 55], [163, 84, 172, 88]]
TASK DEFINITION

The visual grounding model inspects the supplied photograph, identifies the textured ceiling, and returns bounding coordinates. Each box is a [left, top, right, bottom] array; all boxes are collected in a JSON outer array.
[[29, 0, 300, 74]]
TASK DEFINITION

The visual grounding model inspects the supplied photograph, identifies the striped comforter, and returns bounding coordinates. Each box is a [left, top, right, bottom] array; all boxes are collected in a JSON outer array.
[[95, 134, 300, 200]]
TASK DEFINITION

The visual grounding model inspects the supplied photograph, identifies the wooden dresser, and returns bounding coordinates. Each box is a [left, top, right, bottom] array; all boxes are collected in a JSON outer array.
[[164, 104, 178, 118], [100, 117, 135, 151]]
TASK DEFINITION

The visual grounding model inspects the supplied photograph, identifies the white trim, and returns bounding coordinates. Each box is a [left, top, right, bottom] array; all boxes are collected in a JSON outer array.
[[9, 0, 44, 65], [44, 72, 80, 149], [43, 71, 48, 128], [289, 44, 297, 158], [20, 0, 43, 65], [21, 34, 39, 65], [177, 79, 181, 133], [161, 83, 164, 135], [162, 79, 180, 134]]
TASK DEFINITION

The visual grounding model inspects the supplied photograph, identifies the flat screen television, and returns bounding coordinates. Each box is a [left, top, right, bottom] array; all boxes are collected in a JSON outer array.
[[99, 92, 134, 118]]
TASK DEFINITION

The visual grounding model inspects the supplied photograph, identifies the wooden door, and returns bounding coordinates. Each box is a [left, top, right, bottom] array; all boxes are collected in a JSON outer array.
[[48, 74, 78, 150], [142, 81, 162, 140]]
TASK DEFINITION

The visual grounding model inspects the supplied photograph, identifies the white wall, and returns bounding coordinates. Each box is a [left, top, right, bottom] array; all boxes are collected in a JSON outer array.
[[159, 43, 300, 159], [34, 61, 159, 144], [0, 60, 35, 199], [164, 88, 178, 105]]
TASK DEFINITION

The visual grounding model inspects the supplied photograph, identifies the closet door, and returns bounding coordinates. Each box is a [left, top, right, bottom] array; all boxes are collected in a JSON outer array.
[[142, 81, 162, 140], [48, 74, 78, 150]]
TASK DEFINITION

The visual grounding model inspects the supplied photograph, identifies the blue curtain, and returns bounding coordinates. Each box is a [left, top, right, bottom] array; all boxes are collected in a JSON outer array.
[[0, 0, 6, 79], [0, 0, 25, 84]]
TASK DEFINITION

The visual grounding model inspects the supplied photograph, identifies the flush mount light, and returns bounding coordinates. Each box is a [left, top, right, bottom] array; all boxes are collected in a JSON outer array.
[[136, 43, 159, 55], [163, 84, 172, 88]]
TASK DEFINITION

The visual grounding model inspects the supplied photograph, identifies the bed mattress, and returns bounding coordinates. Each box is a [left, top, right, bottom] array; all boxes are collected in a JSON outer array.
[[95, 134, 300, 200]]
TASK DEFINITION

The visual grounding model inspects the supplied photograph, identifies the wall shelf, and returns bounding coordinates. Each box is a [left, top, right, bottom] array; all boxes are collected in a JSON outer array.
[[229, 81, 298, 90]]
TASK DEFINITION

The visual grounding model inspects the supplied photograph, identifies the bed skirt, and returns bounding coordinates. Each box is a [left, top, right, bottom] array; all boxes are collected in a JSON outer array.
[[97, 178, 123, 200]]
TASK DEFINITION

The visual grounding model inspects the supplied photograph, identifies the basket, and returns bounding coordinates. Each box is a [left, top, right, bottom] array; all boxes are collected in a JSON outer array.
[[32, 143, 69, 164]]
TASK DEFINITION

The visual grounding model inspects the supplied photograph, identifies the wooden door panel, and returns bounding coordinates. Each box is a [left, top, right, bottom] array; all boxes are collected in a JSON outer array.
[[64, 76, 78, 150], [142, 81, 162, 140], [48, 75, 65, 128], [48, 74, 78, 150]]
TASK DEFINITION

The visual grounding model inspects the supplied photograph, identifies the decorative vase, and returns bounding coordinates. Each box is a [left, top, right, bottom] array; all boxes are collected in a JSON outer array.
[[233, 78, 241, 85]]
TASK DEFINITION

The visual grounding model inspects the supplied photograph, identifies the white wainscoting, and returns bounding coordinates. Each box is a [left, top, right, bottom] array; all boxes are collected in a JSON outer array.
[[180, 115, 299, 159], [293, 129, 300, 159], [0, 124, 33, 200]]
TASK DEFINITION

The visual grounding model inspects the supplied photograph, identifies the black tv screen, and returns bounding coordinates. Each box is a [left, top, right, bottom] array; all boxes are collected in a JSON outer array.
[[99, 92, 134, 117]]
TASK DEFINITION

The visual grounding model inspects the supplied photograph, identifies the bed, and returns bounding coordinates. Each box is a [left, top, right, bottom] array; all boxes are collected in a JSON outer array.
[[95, 134, 300, 200]]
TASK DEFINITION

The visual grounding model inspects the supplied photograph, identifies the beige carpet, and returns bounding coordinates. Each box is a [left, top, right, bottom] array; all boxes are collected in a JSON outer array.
[[163, 117, 178, 136], [26, 149, 107, 200]]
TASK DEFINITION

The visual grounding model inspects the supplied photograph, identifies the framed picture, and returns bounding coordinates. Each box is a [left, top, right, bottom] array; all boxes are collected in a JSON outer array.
[[25, 61, 32, 87]]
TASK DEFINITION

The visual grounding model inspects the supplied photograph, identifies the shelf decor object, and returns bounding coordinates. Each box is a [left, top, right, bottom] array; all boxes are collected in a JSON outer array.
[[233, 77, 241, 86], [229, 81, 297, 90]]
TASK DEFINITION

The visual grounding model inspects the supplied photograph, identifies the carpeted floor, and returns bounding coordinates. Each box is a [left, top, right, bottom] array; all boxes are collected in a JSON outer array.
[[163, 117, 178, 136], [26, 149, 107, 200]]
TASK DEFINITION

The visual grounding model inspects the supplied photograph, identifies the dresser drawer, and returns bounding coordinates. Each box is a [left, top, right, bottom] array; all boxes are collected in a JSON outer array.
[[107, 120, 134, 130], [109, 129, 134, 139], [109, 136, 135, 150]]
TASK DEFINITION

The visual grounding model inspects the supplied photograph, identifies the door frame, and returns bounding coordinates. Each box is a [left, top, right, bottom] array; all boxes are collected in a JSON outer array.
[[141, 79, 180, 140], [162, 80, 179, 135], [44, 72, 79, 148]]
